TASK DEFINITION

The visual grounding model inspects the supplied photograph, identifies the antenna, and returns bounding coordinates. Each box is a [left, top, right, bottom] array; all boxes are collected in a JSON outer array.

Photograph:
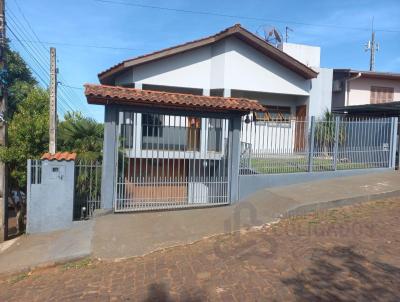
[[285, 26, 293, 42], [255, 25, 283, 47], [364, 17, 379, 71]]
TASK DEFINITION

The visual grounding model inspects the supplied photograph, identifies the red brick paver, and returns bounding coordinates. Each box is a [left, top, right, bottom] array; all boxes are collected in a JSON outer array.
[[1, 198, 400, 301]]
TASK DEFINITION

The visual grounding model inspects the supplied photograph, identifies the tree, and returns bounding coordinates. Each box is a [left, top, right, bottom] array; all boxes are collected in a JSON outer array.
[[0, 87, 49, 188], [2, 45, 37, 118], [58, 112, 103, 160]]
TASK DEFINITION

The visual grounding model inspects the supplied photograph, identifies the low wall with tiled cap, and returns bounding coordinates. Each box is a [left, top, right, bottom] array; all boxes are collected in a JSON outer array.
[[27, 154, 76, 234], [41, 152, 77, 161]]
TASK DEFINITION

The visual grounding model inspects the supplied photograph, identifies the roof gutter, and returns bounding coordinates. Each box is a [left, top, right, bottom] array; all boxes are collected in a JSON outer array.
[[345, 72, 362, 106]]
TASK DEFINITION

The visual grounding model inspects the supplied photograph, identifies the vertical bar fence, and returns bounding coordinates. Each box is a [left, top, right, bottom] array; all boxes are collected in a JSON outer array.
[[240, 115, 395, 175], [74, 160, 102, 219], [115, 111, 231, 212]]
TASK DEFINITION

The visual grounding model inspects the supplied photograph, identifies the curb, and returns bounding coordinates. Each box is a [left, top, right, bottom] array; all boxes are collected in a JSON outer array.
[[0, 252, 90, 279], [285, 189, 400, 218], [2, 189, 400, 278]]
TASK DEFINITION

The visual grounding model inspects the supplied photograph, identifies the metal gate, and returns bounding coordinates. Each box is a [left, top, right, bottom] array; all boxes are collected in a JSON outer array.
[[74, 160, 102, 219], [115, 110, 232, 212]]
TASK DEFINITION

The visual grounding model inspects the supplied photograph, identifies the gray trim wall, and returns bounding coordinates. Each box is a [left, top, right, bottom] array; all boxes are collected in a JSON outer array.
[[27, 160, 75, 234], [238, 168, 394, 201], [101, 105, 118, 209], [229, 116, 242, 203]]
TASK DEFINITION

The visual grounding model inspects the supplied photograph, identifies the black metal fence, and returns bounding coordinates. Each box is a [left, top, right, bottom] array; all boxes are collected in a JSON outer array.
[[74, 160, 102, 219]]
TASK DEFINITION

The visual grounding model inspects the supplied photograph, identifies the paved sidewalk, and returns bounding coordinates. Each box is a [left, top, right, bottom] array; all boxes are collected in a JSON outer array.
[[2, 197, 400, 301], [1, 171, 399, 274], [0, 221, 94, 275], [92, 171, 400, 259]]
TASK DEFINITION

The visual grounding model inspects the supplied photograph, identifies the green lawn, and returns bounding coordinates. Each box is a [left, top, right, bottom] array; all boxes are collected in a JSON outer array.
[[244, 157, 383, 174]]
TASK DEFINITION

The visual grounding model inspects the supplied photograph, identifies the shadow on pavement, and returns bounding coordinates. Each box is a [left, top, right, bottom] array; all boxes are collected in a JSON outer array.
[[282, 245, 400, 301], [143, 282, 205, 302]]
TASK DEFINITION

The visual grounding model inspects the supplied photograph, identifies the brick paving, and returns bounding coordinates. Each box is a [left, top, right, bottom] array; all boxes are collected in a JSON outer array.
[[1, 198, 400, 301]]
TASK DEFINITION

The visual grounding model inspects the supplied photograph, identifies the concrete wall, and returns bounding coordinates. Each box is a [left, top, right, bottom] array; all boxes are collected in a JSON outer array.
[[309, 67, 333, 117], [348, 77, 400, 106], [278, 42, 321, 68], [223, 37, 310, 95], [238, 168, 393, 201], [27, 160, 75, 234]]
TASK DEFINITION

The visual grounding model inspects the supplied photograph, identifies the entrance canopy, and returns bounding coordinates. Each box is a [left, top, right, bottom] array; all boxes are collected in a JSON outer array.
[[84, 84, 265, 114]]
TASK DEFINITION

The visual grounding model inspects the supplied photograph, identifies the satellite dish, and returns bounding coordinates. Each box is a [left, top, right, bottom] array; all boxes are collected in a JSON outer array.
[[256, 25, 283, 47], [273, 28, 282, 43]]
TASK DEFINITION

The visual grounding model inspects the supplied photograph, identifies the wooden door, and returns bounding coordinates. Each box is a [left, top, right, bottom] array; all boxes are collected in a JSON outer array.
[[295, 105, 307, 151], [187, 117, 201, 151]]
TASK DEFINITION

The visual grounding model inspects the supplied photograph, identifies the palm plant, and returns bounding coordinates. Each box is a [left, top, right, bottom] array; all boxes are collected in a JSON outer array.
[[314, 110, 345, 157], [58, 112, 104, 160]]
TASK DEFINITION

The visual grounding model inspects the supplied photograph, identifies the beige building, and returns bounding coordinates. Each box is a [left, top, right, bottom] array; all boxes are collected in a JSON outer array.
[[332, 69, 400, 115]]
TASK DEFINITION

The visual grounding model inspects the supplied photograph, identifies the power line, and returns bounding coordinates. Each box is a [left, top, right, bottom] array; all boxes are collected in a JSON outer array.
[[7, 3, 92, 117], [13, 0, 47, 52], [7, 24, 82, 116], [6, 8, 49, 67], [59, 83, 83, 90], [14, 38, 143, 51], [6, 19, 49, 77], [5, 8, 50, 81], [7, 25, 48, 86], [94, 0, 400, 34]]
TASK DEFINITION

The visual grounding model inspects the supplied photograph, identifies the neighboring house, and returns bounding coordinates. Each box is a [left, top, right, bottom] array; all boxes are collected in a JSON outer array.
[[332, 69, 400, 116]]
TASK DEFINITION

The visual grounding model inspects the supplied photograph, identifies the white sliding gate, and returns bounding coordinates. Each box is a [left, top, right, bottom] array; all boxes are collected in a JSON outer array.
[[115, 110, 232, 212]]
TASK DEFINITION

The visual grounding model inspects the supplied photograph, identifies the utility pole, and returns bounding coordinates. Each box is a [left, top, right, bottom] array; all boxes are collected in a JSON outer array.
[[365, 18, 379, 71], [0, 0, 7, 242], [49, 47, 57, 154]]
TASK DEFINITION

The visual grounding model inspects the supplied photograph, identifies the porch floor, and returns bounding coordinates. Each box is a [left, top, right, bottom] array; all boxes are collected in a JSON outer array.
[[92, 170, 400, 259]]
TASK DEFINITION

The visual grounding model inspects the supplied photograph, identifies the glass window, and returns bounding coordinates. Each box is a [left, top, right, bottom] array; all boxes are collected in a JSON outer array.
[[255, 106, 291, 122], [142, 114, 163, 137], [370, 86, 394, 104]]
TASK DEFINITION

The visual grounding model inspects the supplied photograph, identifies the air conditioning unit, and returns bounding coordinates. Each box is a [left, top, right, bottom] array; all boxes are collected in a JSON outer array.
[[332, 80, 342, 92]]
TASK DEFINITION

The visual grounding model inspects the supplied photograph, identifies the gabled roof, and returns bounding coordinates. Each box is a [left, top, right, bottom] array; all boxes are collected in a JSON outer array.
[[84, 84, 265, 113], [334, 69, 400, 81], [98, 24, 318, 84]]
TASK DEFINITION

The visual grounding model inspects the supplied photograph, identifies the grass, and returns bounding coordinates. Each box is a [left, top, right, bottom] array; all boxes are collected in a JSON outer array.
[[8, 273, 29, 284], [62, 258, 94, 271], [245, 156, 383, 174]]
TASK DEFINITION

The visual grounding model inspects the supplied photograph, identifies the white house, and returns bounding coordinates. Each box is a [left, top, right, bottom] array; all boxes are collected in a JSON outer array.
[[98, 24, 333, 156], [86, 24, 335, 210]]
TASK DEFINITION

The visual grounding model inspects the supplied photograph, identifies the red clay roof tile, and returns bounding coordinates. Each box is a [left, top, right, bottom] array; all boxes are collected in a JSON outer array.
[[41, 152, 77, 161], [84, 84, 266, 113]]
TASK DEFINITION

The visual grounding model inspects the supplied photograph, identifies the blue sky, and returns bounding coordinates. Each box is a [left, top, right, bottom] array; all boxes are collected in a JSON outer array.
[[6, 0, 400, 121]]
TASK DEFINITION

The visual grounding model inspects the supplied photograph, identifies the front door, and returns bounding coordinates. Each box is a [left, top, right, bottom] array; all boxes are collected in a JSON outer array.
[[295, 105, 307, 151], [187, 117, 201, 151]]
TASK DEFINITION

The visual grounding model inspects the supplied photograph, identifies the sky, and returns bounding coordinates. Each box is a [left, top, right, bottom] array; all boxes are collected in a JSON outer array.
[[5, 0, 400, 121]]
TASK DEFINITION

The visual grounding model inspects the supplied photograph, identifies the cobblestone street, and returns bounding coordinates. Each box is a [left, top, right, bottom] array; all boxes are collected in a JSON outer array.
[[1, 198, 400, 301]]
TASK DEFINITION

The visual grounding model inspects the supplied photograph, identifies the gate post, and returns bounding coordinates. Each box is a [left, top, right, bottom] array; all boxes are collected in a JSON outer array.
[[333, 115, 340, 171], [390, 117, 398, 169], [307, 116, 316, 172], [101, 105, 118, 210], [229, 115, 242, 204]]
